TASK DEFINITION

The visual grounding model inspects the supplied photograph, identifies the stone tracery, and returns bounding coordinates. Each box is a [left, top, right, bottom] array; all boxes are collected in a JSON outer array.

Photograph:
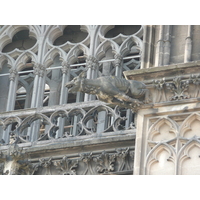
[[0, 25, 142, 175]]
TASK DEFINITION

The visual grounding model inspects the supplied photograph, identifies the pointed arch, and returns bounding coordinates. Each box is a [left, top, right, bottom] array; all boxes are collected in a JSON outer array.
[[145, 142, 176, 175], [66, 43, 89, 64], [148, 117, 178, 142], [95, 39, 119, 61], [14, 50, 37, 71], [119, 35, 143, 57], [0, 54, 15, 69], [42, 47, 66, 68], [180, 112, 200, 138], [178, 138, 200, 175]]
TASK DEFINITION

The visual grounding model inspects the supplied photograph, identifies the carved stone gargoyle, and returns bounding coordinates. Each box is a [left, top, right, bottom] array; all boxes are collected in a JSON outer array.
[[65, 71, 149, 110]]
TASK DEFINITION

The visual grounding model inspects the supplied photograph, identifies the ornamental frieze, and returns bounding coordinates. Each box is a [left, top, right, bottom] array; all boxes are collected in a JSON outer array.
[[0, 148, 134, 175]]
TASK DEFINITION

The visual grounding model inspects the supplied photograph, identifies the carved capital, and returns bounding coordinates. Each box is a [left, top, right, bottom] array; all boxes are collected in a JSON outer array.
[[114, 54, 123, 68], [9, 69, 18, 81], [33, 63, 45, 77], [86, 56, 98, 70], [33, 66, 39, 75], [38, 66, 46, 77], [61, 61, 70, 74]]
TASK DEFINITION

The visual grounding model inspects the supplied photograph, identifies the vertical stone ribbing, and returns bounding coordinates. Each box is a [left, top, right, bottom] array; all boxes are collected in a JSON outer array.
[[184, 25, 192, 63], [114, 54, 123, 77], [3, 69, 18, 143], [163, 25, 172, 65], [141, 25, 155, 69], [56, 62, 70, 139], [155, 25, 164, 67], [84, 56, 98, 101], [31, 64, 40, 108]]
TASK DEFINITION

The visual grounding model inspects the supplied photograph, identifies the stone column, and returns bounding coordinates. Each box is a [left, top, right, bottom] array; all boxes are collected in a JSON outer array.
[[59, 62, 70, 105], [31, 64, 40, 108], [35, 65, 46, 107], [56, 62, 70, 139], [163, 25, 172, 65], [141, 25, 155, 69], [6, 69, 18, 111], [114, 54, 123, 78], [3, 69, 18, 144], [184, 25, 192, 63], [155, 25, 164, 67], [29, 64, 46, 142], [84, 56, 99, 101]]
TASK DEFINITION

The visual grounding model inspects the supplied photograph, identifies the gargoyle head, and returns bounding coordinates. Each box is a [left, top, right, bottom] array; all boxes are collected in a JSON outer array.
[[65, 71, 86, 93]]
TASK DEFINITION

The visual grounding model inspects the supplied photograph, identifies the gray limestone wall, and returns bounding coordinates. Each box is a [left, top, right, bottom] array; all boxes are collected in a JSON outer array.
[[151, 25, 200, 67]]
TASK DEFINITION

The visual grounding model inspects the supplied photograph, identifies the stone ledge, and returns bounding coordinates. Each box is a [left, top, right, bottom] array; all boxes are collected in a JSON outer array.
[[124, 60, 200, 81], [0, 130, 136, 153]]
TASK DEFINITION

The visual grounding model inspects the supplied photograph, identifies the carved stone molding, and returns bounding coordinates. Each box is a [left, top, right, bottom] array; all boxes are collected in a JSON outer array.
[[115, 148, 131, 171], [80, 152, 94, 175], [33, 63, 45, 77], [9, 69, 18, 81], [166, 76, 190, 100], [86, 56, 98, 70], [61, 61, 70, 74], [93, 151, 116, 174], [113, 54, 123, 68], [39, 157, 52, 175], [53, 156, 78, 175], [153, 76, 192, 102]]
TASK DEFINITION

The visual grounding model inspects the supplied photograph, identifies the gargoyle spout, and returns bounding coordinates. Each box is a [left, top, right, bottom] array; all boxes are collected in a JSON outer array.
[[65, 72, 150, 110]]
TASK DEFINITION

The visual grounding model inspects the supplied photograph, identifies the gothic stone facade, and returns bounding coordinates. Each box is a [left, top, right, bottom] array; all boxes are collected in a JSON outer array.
[[0, 25, 200, 175]]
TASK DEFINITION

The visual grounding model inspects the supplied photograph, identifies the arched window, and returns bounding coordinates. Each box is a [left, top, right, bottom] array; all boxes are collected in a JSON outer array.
[[2, 29, 37, 52]]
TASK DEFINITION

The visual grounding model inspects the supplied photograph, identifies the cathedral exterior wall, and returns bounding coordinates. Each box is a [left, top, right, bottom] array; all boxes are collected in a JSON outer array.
[[1, 25, 200, 175]]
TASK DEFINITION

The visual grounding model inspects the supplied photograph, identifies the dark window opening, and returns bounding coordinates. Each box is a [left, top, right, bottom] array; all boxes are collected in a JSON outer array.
[[14, 86, 26, 110], [105, 25, 141, 38], [53, 25, 88, 45], [2, 29, 37, 52]]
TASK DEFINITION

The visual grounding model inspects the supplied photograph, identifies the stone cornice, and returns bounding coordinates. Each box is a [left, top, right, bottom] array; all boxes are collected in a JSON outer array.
[[124, 60, 200, 82], [0, 131, 135, 157]]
